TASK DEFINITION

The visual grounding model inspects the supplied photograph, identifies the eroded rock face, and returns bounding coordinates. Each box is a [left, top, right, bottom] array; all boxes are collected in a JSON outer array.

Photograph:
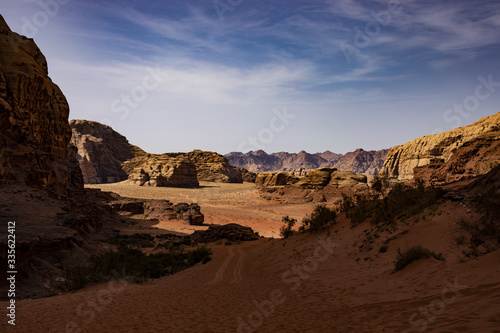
[[123, 155, 200, 188], [70, 120, 142, 184], [69, 120, 144, 184], [414, 135, 500, 186], [380, 112, 500, 181], [0, 16, 83, 194], [238, 167, 257, 183], [255, 171, 299, 186], [70, 121, 253, 185], [184, 150, 243, 183]]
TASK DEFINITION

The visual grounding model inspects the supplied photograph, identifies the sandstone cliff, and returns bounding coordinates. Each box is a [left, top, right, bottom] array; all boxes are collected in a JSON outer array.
[[380, 113, 500, 181], [0, 15, 82, 194], [70, 119, 145, 183], [0, 16, 122, 298], [226, 148, 388, 175], [71, 120, 253, 185]]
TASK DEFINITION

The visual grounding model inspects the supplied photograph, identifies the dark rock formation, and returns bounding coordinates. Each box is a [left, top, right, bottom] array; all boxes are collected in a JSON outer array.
[[109, 198, 204, 225], [0, 16, 122, 298], [0, 15, 82, 194], [191, 223, 260, 243]]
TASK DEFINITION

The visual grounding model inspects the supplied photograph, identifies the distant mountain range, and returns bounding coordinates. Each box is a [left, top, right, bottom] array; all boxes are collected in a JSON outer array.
[[225, 149, 390, 175]]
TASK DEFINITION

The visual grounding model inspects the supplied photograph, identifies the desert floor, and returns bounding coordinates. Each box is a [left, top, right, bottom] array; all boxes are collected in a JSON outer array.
[[87, 181, 319, 238], [2, 183, 500, 333]]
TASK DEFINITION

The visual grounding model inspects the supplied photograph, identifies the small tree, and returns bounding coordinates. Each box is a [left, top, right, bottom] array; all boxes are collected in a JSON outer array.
[[301, 205, 337, 233], [280, 216, 297, 238]]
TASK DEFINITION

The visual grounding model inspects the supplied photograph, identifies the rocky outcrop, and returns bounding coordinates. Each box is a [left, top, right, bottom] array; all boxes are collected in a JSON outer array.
[[256, 167, 368, 190], [110, 198, 204, 225], [226, 148, 388, 175], [380, 113, 500, 181], [183, 150, 243, 183], [295, 168, 368, 189], [239, 167, 257, 183], [414, 135, 500, 186], [191, 224, 260, 243], [123, 155, 199, 188], [70, 121, 253, 185], [0, 15, 83, 194], [255, 172, 299, 186], [70, 119, 144, 184]]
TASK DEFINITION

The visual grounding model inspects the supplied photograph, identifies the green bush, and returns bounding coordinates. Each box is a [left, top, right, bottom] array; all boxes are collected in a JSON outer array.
[[301, 205, 337, 233], [338, 184, 445, 226], [280, 216, 297, 238], [62, 244, 213, 291], [394, 246, 444, 272]]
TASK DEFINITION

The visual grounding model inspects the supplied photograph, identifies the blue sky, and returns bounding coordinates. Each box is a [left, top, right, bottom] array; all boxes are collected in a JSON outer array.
[[2, 0, 500, 154]]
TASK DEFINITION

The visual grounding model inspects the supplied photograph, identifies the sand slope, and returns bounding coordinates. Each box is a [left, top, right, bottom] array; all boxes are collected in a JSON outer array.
[[3, 193, 500, 332]]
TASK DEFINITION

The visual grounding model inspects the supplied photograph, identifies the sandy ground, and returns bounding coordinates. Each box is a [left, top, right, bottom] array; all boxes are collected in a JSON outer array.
[[86, 182, 318, 238], [2, 184, 500, 332]]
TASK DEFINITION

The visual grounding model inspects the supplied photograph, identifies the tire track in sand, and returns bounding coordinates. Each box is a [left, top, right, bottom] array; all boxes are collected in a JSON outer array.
[[208, 247, 235, 285], [231, 247, 246, 285]]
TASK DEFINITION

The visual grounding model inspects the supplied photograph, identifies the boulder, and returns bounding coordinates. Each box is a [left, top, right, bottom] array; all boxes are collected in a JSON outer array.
[[295, 168, 336, 188], [191, 223, 260, 243]]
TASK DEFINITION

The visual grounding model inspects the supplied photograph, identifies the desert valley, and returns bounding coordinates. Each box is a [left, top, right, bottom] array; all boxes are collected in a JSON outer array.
[[1, 3, 500, 333]]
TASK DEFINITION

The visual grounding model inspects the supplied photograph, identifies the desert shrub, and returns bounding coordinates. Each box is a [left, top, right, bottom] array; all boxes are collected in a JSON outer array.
[[394, 246, 444, 272], [455, 235, 466, 246], [472, 188, 500, 240], [341, 183, 445, 226], [457, 189, 500, 249], [338, 194, 376, 226], [62, 251, 94, 290], [379, 244, 388, 253], [186, 245, 213, 265], [106, 233, 155, 248], [301, 205, 337, 233], [62, 245, 212, 291], [371, 175, 390, 195], [280, 216, 297, 238]]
